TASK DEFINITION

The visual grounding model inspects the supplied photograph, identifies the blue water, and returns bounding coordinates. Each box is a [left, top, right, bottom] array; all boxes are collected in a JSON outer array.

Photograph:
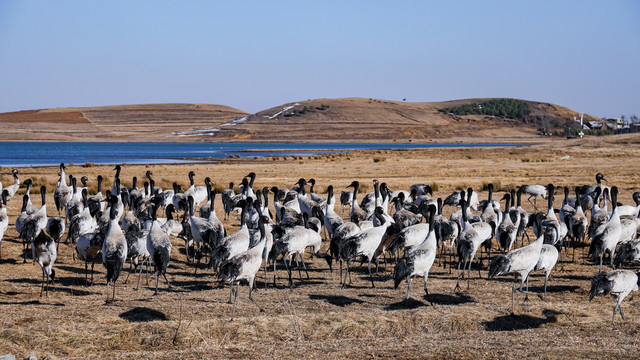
[[0, 142, 523, 167]]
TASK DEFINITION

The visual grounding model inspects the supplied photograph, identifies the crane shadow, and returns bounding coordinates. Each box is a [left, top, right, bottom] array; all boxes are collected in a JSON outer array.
[[119, 307, 167, 322], [427, 293, 475, 306], [308, 294, 364, 307], [483, 310, 560, 331], [384, 298, 427, 310], [0, 258, 18, 265], [527, 285, 580, 294]]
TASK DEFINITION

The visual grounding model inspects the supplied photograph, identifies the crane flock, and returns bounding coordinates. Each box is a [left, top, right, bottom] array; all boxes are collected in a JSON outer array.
[[0, 165, 639, 323]]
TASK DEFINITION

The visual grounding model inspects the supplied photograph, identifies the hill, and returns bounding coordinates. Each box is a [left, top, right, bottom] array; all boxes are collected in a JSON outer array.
[[207, 97, 599, 142], [0, 103, 249, 142], [0, 98, 598, 142]]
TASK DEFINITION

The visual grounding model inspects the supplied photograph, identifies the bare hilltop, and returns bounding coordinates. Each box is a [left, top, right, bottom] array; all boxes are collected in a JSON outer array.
[[0, 98, 597, 142]]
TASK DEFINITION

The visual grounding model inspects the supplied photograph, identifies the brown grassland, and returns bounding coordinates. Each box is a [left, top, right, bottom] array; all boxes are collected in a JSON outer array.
[[0, 134, 639, 359]]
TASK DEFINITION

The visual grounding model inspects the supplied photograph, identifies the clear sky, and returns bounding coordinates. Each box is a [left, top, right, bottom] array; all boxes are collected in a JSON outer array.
[[0, 1, 638, 118]]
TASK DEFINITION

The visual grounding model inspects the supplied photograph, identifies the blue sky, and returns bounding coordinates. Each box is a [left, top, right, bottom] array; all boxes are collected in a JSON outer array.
[[0, 1, 638, 117]]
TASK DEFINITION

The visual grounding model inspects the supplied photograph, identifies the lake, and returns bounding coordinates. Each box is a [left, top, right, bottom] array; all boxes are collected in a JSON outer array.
[[0, 142, 524, 167]]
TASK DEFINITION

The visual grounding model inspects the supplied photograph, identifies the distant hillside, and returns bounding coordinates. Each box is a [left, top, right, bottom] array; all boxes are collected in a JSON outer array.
[[0, 98, 598, 142], [0, 103, 248, 142], [208, 98, 599, 142]]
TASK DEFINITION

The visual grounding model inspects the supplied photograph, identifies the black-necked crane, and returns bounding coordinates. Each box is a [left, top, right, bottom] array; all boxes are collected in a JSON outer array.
[[211, 198, 251, 274], [294, 178, 320, 217], [514, 188, 531, 245], [66, 176, 83, 221], [76, 232, 104, 285], [614, 239, 640, 268], [434, 197, 458, 271], [23, 179, 37, 214], [68, 189, 97, 244], [184, 171, 207, 207], [590, 186, 622, 272], [54, 164, 71, 217], [455, 195, 492, 291], [588, 187, 609, 239], [198, 178, 213, 218], [497, 192, 520, 252], [2, 169, 20, 202], [338, 207, 392, 288], [323, 185, 344, 239], [488, 213, 546, 313], [393, 204, 437, 304], [580, 173, 608, 209], [32, 226, 57, 297], [616, 192, 640, 217], [590, 269, 639, 323], [570, 187, 589, 262], [388, 202, 430, 256], [124, 222, 150, 289], [0, 190, 8, 258], [346, 181, 368, 224], [46, 215, 65, 252], [15, 194, 30, 244], [519, 184, 547, 211], [392, 192, 421, 231], [147, 197, 172, 293], [328, 220, 361, 283], [219, 215, 269, 314], [271, 212, 330, 288], [244, 172, 258, 200], [340, 190, 353, 217], [443, 188, 479, 211], [87, 175, 105, 217], [102, 195, 128, 303], [534, 242, 558, 300], [189, 194, 227, 272], [221, 182, 236, 220], [307, 178, 327, 208], [20, 186, 48, 263]]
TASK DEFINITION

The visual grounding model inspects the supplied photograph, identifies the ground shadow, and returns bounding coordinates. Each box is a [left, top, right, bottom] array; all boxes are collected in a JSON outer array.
[[527, 285, 580, 294], [384, 298, 428, 311], [308, 294, 364, 307], [427, 292, 475, 305], [119, 307, 167, 322], [483, 310, 559, 331]]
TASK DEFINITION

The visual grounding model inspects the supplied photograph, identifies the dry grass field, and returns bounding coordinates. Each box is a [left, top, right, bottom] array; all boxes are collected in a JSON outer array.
[[1, 134, 639, 359]]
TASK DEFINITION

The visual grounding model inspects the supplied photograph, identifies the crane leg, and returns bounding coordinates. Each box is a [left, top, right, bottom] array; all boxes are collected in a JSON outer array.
[[286, 258, 293, 288], [599, 252, 604, 273], [543, 273, 549, 300], [300, 256, 310, 280], [619, 304, 625, 321], [248, 281, 264, 312], [512, 274, 517, 314], [154, 271, 159, 295], [40, 267, 45, 297], [162, 272, 171, 289], [342, 260, 351, 289], [405, 276, 412, 302], [424, 276, 434, 306], [112, 280, 117, 302], [368, 260, 375, 288], [232, 281, 239, 315], [136, 259, 144, 290], [467, 257, 473, 289], [264, 263, 268, 289], [454, 260, 463, 292], [295, 256, 303, 281]]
